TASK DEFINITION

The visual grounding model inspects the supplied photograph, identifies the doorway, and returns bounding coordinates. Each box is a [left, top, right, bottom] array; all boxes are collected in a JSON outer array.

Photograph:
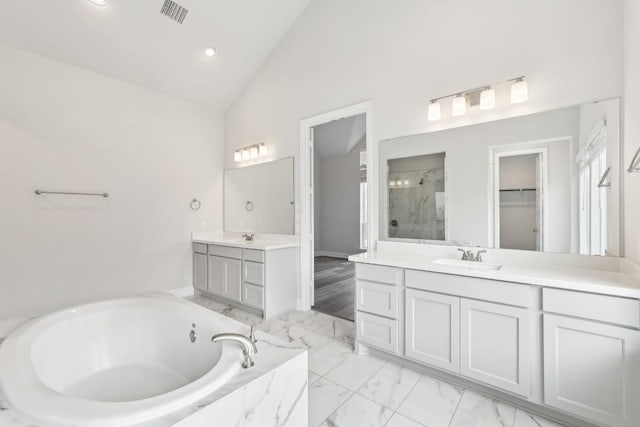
[[299, 102, 373, 317], [311, 114, 366, 320], [493, 149, 547, 251]]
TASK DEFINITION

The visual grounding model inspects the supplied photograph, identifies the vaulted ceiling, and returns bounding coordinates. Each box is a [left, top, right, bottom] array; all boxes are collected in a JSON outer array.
[[0, 0, 310, 111]]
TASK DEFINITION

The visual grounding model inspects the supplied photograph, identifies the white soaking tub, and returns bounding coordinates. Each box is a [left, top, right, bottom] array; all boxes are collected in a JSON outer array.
[[0, 296, 244, 427]]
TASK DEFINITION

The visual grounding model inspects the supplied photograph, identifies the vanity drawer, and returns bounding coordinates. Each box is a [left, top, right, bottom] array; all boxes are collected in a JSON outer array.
[[243, 249, 265, 263], [405, 270, 530, 308], [355, 263, 402, 286], [356, 280, 400, 319], [193, 243, 208, 254], [356, 311, 399, 353], [543, 288, 640, 328], [242, 282, 264, 309], [243, 261, 264, 286], [208, 245, 242, 259]]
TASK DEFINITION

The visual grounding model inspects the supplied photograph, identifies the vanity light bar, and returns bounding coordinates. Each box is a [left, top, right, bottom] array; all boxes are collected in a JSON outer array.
[[428, 76, 528, 121], [234, 143, 267, 163]]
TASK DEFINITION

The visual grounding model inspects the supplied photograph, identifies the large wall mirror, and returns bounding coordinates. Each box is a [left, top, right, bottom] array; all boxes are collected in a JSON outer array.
[[224, 157, 295, 235], [381, 98, 621, 257]]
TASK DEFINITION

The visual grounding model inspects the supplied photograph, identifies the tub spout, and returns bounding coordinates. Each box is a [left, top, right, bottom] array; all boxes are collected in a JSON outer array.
[[211, 333, 258, 368]]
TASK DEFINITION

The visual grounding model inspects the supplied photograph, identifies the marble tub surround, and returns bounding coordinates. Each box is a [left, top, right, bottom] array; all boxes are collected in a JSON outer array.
[[187, 295, 568, 427], [350, 241, 640, 298], [0, 295, 307, 427], [191, 231, 298, 250]]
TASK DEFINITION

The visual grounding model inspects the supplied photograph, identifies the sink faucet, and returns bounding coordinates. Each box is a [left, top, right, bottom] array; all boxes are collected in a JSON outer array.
[[242, 233, 254, 241], [457, 249, 487, 262], [211, 331, 258, 368]]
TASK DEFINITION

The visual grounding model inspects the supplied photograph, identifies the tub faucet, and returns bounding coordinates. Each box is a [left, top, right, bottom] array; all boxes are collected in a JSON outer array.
[[211, 332, 258, 368], [242, 233, 254, 241]]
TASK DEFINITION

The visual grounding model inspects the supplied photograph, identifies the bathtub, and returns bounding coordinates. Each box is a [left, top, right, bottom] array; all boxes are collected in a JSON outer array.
[[0, 296, 244, 427]]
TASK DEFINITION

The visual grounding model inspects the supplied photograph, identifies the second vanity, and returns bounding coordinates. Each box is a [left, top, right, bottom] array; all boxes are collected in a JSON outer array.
[[192, 232, 298, 319], [350, 242, 640, 427]]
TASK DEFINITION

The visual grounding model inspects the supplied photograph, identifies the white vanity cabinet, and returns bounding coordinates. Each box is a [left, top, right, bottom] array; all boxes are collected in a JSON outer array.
[[192, 241, 297, 319], [208, 255, 242, 302], [355, 264, 403, 354], [405, 289, 460, 373], [542, 289, 640, 427], [459, 299, 530, 396], [193, 244, 208, 292]]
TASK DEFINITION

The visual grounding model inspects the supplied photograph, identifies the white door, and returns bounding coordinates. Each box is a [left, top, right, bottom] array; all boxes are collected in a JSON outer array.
[[543, 314, 640, 426], [460, 299, 531, 396], [193, 253, 208, 292], [223, 258, 242, 302], [405, 288, 460, 373]]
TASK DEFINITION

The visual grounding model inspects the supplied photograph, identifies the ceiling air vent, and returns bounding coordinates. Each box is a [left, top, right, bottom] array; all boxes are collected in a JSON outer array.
[[160, 0, 189, 24]]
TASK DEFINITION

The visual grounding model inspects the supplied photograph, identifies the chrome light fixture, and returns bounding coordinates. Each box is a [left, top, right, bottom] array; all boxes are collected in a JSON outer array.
[[428, 101, 442, 121], [480, 87, 496, 110], [451, 94, 467, 116], [427, 76, 528, 121], [510, 77, 528, 104], [234, 143, 269, 163]]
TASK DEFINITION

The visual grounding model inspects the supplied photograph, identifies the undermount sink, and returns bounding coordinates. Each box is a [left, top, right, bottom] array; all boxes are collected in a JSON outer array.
[[433, 258, 503, 271]]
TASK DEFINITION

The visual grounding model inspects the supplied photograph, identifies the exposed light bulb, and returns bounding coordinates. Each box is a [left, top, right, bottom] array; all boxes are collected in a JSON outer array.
[[202, 45, 216, 59], [479, 88, 496, 110], [259, 143, 268, 156], [451, 94, 467, 116], [389, 180, 396, 187], [250, 146, 259, 159], [404, 179, 409, 186], [234, 150, 242, 162], [89, 0, 109, 5], [242, 148, 250, 161], [428, 101, 441, 121], [511, 79, 528, 104]]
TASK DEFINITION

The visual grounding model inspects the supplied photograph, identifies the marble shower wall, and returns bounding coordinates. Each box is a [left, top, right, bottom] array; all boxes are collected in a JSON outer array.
[[388, 168, 445, 240]]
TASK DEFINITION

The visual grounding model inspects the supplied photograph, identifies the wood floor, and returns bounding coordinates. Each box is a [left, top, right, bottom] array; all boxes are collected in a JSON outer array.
[[312, 256, 355, 321]]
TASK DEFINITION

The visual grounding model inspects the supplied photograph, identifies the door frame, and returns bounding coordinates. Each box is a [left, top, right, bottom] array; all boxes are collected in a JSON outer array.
[[489, 143, 552, 251], [298, 101, 374, 310]]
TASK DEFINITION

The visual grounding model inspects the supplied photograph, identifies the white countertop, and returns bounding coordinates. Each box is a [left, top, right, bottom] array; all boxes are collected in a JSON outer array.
[[191, 232, 299, 250], [349, 251, 640, 299]]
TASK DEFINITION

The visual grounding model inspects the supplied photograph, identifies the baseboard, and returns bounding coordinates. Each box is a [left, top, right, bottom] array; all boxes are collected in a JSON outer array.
[[315, 251, 352, 259], [167, 286, 195, 298]]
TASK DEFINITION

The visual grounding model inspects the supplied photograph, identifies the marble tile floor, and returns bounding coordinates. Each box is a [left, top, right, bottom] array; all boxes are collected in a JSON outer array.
[[186, 295, 568, 427]]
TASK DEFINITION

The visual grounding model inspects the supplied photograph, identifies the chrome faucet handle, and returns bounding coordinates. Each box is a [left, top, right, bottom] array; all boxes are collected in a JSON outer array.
[[249, 325, 258, 344], [457, 248, 467, 260], [475, 250, 487, 262]]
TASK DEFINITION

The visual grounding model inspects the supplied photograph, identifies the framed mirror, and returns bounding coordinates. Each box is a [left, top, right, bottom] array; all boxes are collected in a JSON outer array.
[[381, 98, 621, 256], [224, 157, 295, 235]]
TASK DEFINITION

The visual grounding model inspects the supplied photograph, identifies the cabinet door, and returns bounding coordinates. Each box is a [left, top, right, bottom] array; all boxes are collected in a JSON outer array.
[[356, 311, 399, 353], [223, 258, 242, 302], [242, 282, 264, 309], [460, 299, 530, 396], [405, 289, 460, 373], [193, 253, 208, 292], [243, 260, 264, 286], [543, 314, 640, 427], [208, 255, 225, 296]]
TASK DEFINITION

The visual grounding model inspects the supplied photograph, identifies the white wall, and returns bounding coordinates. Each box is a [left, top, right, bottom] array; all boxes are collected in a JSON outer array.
[[224, 0, 623, 252], [624, 1, 640, 264], [0, 44, 224, 318], [314, 141, 364, 255]]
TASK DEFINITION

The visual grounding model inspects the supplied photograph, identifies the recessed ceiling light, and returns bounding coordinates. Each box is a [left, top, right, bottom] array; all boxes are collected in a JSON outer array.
[[89, 0, 109, 6], [202, 46, 216, 59]]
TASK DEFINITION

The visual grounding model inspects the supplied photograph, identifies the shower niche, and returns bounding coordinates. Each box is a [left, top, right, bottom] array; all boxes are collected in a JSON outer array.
[[387, 152, 446, 240]]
